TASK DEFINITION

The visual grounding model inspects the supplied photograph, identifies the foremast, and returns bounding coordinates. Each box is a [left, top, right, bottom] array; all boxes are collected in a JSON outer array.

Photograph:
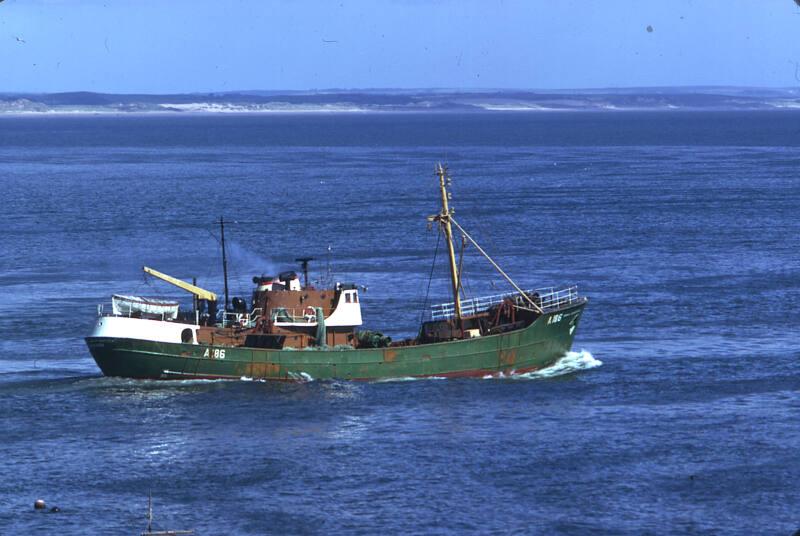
[[432, 163, 463, 324], [428, 163, 544, 320]]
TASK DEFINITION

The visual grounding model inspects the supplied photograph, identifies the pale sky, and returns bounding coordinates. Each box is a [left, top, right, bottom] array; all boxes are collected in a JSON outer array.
[[1, 0, 799, 93]]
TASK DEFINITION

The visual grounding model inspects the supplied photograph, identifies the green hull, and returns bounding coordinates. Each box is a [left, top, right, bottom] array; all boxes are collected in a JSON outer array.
[[86, 302, 586, 381]]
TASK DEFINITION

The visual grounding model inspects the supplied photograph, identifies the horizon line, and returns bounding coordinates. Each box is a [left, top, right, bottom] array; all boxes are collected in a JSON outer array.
[[2, 85, 799, 96]]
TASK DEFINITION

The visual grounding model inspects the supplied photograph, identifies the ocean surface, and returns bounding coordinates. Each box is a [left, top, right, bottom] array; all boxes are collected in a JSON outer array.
[[0, 112, 798, 535]]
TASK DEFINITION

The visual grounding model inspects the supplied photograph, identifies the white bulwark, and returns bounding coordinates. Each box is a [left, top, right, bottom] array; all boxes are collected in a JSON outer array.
[[89, 315, 198, 344]]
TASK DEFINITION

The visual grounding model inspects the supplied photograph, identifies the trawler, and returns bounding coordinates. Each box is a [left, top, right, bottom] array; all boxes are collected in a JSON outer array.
[[85, 165, 587, 380]]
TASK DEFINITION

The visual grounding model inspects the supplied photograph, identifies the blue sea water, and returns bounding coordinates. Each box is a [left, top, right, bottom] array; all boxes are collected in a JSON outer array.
[[0, 112, 799, 535]]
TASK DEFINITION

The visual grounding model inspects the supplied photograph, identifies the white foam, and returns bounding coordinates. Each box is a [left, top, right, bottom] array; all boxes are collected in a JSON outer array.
[[287, 371, 314, 382], [374, 352, 601, 383], [511, 349, 602, 379], [374, 375, 448, 383], [239, 376, 266, 383], [480, 350, 601, 380]]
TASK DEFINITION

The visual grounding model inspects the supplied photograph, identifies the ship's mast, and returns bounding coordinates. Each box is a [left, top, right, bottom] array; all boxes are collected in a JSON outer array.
[[435, 163, 463, 323], [219, 216, 230, 311], [428, 164, 544, 319]]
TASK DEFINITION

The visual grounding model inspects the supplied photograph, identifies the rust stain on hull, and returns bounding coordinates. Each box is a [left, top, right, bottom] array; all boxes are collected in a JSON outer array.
[[248, 362, 280, 379], [499, 349, 516, 367]]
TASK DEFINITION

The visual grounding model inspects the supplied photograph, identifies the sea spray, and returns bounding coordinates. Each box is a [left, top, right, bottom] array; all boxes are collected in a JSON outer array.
[[511, 350, 601, 380]]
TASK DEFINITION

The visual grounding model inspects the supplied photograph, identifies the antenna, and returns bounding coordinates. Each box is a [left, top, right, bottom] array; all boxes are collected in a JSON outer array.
[[326, 245, 332, 287]]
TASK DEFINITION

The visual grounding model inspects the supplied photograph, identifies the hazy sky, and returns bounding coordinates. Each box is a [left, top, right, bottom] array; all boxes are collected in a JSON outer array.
[[1, 0, 799, 93]]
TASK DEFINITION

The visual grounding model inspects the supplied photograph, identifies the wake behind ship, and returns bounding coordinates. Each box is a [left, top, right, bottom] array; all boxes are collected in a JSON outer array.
[[85, 165, 587, 381]]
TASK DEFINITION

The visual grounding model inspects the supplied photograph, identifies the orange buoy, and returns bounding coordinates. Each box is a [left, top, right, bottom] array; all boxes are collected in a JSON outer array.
[[34, 499, 46, 510]]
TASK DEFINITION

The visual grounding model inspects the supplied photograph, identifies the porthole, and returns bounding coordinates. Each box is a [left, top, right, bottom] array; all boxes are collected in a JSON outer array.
[[181, 328, 193, 343]]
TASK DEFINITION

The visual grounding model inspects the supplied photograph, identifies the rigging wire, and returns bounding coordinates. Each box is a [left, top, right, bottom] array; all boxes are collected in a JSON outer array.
[[460, 235, 475, 300], [131, 269, 148, 297], [470, 209, 508, 291], [417, 228, 442, 332], [456, 234, 468, 300], [202, 228, 226, 299]]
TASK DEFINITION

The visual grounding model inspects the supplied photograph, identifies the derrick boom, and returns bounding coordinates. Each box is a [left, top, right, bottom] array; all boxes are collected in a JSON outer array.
[[142, 266, 217, 302]]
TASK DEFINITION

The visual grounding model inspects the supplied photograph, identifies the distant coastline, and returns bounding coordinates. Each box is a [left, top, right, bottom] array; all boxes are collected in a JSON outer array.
[[1, 87, 799, 115]]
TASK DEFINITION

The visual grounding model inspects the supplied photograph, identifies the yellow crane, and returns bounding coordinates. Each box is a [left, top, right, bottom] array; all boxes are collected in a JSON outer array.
[[142, 266, 217, 302]]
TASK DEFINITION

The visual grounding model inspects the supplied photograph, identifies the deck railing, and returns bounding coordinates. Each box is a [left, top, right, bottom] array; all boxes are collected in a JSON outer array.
[[222, 308, 262, 328], [99, 302, 263, 328], [97, 302, 173, 321], [269, 307, 318, 325], [430, 285, 580, 321]]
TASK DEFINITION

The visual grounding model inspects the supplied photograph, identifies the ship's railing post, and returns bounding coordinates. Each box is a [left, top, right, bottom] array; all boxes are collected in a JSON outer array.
[[248, 308, 262, 327]]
